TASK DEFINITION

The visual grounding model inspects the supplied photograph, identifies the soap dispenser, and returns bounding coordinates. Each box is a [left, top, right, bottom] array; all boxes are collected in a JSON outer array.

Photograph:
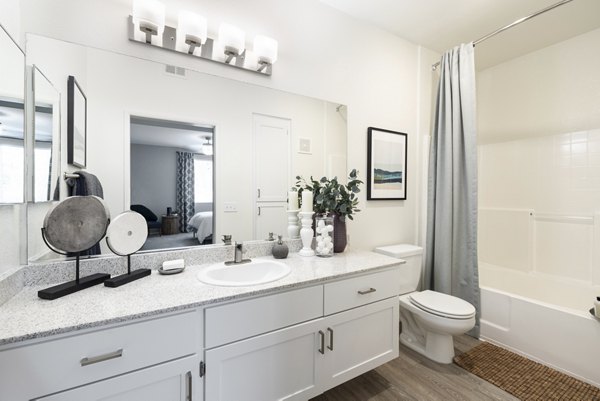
[[272, 235, 289, 259]]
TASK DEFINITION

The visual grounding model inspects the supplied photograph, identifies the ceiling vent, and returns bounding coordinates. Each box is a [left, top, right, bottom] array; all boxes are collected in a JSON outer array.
[[165, 65, 186, 78]]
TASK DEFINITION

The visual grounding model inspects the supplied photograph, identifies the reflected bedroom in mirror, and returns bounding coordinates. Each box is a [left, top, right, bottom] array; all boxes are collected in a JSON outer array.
[[130, 116, 214, 251]]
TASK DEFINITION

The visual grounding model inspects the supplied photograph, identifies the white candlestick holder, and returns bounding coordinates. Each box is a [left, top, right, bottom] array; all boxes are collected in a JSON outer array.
[[287, 209, 300, 239], [298, 211, 315, 257]]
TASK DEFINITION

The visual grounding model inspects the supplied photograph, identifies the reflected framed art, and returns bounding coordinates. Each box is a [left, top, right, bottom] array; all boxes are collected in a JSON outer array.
[[67, 75, 87, 168]]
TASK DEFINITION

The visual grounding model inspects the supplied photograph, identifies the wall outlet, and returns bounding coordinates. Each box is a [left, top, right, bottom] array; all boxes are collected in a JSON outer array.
[[224, 202, 237, 213]]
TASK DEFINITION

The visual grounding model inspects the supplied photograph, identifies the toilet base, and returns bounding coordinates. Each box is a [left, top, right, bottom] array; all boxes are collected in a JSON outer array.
[[399, 293, 474, 364], [400, 331, 455, 364]]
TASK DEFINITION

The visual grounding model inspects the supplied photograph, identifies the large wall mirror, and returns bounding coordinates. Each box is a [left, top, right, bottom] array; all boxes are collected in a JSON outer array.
[[23, 33, 347, 262], [0, 26, 25, 204], [0, 24, 27, 271]]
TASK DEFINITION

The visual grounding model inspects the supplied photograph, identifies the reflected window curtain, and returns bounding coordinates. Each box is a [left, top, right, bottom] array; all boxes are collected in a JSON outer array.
[[424, 43, 480, 337], [176, 151, 195, 233]]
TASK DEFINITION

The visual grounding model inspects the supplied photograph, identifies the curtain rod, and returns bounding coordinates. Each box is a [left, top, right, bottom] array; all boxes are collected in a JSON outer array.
[[431, 0, 575, 71]]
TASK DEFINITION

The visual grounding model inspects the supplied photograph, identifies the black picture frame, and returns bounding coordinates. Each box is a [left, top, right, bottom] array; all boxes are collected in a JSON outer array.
[[367, 127, 407, 200], [67, 75, 87, 168]]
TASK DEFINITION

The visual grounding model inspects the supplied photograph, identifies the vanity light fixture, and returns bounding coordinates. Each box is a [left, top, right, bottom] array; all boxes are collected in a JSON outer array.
[[253, 35, 278, 72], [128, 2, 276, 75], [218, 23, 246, 64], [132, 0, 166, 46], [176, 10, 207, 55]]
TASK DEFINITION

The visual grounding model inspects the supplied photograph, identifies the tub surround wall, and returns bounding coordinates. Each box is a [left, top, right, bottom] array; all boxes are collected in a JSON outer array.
[[477, 27, 600, 389], [478, 27, 600, 290], [478, 28, 600, 144]]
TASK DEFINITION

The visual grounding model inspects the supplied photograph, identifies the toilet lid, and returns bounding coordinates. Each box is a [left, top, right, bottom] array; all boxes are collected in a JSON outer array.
[[409, 290, 476, 318]]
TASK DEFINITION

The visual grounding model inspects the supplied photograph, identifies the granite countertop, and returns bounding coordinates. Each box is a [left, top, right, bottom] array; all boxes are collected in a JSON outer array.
[[0, 251, 403, 347]]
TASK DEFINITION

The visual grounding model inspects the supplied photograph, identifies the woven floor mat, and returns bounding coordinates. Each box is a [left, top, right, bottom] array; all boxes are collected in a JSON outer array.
[[454, 342, 600, 401]]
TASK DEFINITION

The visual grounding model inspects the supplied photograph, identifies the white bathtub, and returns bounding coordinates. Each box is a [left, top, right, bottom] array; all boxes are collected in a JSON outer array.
[[479, 262, 600, 387]]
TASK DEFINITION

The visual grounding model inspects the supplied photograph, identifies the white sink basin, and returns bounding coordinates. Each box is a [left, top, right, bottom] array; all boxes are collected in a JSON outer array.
[[197, 260, 291, 287]]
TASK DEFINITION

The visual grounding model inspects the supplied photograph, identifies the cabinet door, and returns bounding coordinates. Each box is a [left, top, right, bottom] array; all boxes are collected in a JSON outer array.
[[35, 356, 198, 401], [322, 297, 399, 390], [205, 318, 324, 401]]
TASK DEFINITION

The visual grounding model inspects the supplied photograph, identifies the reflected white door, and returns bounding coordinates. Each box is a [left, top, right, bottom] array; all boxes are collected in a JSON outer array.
[[253, 114, 290, 239], [256, 203, 288, 241]]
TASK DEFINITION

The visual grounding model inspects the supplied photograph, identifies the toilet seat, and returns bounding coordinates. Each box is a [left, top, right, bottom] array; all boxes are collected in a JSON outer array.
[[409, 290, 475, 320]]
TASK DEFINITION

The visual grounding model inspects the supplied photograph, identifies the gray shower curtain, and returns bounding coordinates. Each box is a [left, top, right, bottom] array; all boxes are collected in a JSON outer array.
[[176, 151, 195, 233], [424, 43, 480, 337]]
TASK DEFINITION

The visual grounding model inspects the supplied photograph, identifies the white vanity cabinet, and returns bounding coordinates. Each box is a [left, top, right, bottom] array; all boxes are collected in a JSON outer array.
[[0, 262, 402, 401], [35, 356, 198, 401], [202, 267, 401, 401], [0, 310, 202, 401], [205, 318, 326, 401]]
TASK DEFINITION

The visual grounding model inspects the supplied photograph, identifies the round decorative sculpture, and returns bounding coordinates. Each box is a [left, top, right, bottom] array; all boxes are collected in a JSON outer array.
[[39, 196, 111, 300], [43, 196, 110, 253], [106, 211, 148, 256]]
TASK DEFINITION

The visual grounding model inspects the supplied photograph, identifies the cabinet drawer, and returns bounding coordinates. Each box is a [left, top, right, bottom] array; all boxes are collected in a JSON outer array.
[[0, 310, 198, 400], [205, 285, 323, 348], [324, 268, 401, 315]]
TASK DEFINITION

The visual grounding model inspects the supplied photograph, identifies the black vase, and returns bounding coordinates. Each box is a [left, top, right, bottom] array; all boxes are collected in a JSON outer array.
[[332, 213, 347, 253]]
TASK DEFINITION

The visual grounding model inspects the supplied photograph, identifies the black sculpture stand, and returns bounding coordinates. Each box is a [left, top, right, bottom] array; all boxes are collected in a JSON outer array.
[[104, 255, 150, 288], [38, 251, 110, 300]]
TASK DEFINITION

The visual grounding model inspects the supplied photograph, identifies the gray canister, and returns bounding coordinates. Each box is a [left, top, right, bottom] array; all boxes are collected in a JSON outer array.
[[272, 236, 289, 259]]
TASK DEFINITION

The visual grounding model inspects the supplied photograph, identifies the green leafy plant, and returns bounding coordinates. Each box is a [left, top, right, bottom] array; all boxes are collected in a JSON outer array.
[[295, 169, 363, 221]]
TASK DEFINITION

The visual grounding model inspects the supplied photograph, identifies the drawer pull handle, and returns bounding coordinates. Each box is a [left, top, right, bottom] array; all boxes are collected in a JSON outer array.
[[318, 330, 325, 354], [80, 349, 123, 367], [327, 327, 334, 351], [186, 371, 193, 401], [358, 287, 377, 295]]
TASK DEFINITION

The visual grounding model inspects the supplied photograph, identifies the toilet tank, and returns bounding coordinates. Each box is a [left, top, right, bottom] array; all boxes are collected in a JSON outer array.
[[374, 244, 423, 294]]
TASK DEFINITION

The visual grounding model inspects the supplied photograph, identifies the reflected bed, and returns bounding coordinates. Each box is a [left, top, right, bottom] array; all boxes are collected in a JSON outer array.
[[187, 211, 213, 243]]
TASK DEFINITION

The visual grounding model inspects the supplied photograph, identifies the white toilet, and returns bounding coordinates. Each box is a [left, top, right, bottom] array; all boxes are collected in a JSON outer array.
[[374, 244, 476, 364]]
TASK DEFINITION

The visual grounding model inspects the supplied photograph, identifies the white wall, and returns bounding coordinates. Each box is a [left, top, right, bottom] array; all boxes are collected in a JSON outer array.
[[18, 0, 438, 251], [130, 144, 179, 219], [478, 28, 600, 288], [0, 1, 21, 45]]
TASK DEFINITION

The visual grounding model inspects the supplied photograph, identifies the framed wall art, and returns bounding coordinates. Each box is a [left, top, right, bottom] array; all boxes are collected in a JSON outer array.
[[367, 127, 407, 200], [67, 75, 87, 168]]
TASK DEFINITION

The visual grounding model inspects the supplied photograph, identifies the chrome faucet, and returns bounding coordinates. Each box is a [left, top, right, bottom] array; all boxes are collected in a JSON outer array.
[[234, 242, 244, 263], [225, 242, 251, 265]]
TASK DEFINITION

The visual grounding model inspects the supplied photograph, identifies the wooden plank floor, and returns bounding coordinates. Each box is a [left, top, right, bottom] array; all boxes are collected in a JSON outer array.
[[310, 335, 520, 401]]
